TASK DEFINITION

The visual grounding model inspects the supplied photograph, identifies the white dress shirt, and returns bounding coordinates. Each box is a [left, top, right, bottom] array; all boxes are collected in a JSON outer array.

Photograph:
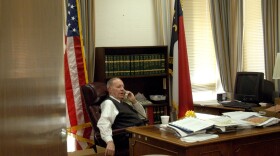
[[97, 95, 146, 143]]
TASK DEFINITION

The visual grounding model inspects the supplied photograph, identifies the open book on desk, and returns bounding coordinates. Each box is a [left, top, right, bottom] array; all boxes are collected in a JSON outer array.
[[166, 125, 206, 137], [205, 116, 239, 133], [167, 117, 213, 137], [194, 113, 239, 133]]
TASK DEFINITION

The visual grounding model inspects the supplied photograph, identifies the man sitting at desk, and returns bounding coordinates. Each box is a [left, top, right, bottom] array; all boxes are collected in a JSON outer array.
[[97, 77, 147, 156]]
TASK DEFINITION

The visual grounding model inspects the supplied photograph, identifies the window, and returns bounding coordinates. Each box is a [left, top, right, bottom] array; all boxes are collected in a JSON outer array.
[[243, 0, 265, 74], [183, 0, 218, 101], [183, 0, 266, 101]]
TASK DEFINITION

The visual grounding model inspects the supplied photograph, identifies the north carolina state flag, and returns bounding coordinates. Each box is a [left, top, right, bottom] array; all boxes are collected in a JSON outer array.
[[169, 0, 194, 119]]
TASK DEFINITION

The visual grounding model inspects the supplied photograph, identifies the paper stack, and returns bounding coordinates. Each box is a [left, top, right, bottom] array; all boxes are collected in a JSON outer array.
[[222, 111, 280, 128], [167, 117, 214, 137]]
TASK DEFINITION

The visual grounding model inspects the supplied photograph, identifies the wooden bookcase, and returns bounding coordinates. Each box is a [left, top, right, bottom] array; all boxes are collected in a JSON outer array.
[[94, 46, 170, 124]]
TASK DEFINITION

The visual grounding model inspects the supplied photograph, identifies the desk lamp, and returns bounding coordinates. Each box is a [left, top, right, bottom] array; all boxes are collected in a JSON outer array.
[[273, 53, 280, 104]]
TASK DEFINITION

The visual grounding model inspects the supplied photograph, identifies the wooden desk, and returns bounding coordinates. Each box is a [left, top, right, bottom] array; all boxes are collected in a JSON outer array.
[[194, 103, 245, 115], [127, 125, 280, 156], [194, 103, 280, 118]]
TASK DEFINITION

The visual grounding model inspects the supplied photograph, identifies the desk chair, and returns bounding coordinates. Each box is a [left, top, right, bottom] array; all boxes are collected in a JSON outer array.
[[80, 82, 127, 153]]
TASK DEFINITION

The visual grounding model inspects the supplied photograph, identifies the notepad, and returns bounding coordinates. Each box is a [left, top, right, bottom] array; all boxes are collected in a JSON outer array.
[[168, 117, 214, 133]]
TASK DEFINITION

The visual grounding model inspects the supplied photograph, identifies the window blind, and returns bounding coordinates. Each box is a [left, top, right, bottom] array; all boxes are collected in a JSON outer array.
[[183, 0, 217, 100], [243, 0, 265, 73]]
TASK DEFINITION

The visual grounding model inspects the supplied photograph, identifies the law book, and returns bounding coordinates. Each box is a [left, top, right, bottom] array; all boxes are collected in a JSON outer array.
[[130, 55, 135, 75], [159, 54, 165, 74], [118, 55, 130, 76], [112, 55, 120, 76], [106, 55, 114, 76], [133, 55, 141, 76], [105, 55, 109, 77], [145, 106, 154, 125]]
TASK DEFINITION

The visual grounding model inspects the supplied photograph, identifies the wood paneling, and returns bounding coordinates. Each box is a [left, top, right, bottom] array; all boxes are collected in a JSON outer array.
[[0, 0, 66, 155]]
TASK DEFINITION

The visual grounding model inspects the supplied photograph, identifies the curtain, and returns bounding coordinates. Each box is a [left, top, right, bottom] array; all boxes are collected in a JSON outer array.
[[153, 0, 173, 46], [262, 0, 279, 81], [209, 0, 243, 98], [80, 0, 95, 82], [154, 0, 174, 118]]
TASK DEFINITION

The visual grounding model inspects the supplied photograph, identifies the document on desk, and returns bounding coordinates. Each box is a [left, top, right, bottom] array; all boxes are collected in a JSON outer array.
[[222, 111, 259, 120], [265, 105, 280, 112], [242, 115, 280, 127], [206, 116, 238, 127], [205, 116, 239, 132], [222, 111, 280, 127], [168, 117, 214, 133], [166, 125, 206, 137], [180, 133, 219, 143]]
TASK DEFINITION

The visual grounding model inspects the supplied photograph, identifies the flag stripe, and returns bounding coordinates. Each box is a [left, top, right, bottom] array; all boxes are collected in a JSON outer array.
[[178, 15, 193, 118], [67, 37, 85, 127], [64, 48, 78, 127]]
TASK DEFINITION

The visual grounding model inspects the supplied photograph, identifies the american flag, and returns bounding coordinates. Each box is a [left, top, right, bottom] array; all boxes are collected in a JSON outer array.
[[64, 0, 92, 150], [169, 0, 194, 119]]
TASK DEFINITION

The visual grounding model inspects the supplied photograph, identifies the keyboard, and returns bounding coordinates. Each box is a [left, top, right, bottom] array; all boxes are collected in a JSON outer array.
[[220, 101, 259, 110]]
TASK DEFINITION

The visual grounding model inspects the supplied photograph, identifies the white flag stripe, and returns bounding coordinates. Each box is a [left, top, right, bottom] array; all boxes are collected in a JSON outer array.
[[172, 41, 179, 110], [67, 37, 86, 127]]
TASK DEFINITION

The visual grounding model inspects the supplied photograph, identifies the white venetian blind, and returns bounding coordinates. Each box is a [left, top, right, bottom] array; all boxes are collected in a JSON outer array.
[[243, 0, 265, 73], [183, 0, 217, 101]]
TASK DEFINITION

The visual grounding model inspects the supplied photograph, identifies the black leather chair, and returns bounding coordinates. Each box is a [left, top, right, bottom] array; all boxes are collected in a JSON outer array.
[[80, 82, 127, 153]]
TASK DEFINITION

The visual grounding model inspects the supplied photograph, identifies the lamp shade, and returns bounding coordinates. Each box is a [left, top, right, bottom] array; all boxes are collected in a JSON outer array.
[[273, 53, 280, 79]]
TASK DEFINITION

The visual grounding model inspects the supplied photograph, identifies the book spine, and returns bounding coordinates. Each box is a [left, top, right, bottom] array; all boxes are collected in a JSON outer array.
[[154, 54, 161, 75], [134, 55, 140, 76], [153, 107, 162, 124], [160, 54, 165, 74], [123, 55, 131, 76], [145, 106, 154, 125], [130, 55, 134, 76], [106, 55, 114, 77], [118, 55, 124, 76], [113, 55, 119, 76], [150, 54, 156, 75], [105, 55, 109, 77], [139, 54, 144, 76]]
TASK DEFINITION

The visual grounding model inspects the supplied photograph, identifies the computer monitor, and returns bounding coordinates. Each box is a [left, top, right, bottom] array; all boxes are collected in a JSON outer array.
[[234, 72, 264, 103], [262, 79, 275, 104]]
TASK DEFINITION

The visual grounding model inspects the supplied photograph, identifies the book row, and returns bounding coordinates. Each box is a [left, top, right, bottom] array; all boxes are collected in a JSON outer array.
[[105, 54, 166, 77]]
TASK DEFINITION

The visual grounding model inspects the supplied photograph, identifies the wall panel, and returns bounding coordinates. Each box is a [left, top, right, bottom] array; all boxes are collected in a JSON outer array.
[[0, 0, 67, 155]]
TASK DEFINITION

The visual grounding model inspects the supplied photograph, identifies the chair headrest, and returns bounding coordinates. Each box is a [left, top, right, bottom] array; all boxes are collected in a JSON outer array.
[[81, 82, 108, 107]]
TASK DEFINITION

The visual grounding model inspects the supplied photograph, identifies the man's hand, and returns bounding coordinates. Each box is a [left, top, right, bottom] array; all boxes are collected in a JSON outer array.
[[105, 141, 115, 156], [125, 91, 137, 104]]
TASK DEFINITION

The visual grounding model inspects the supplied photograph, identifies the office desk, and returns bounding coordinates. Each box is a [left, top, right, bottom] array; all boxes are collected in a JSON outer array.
[[194, 103, 245, 115], [127, 125, 280, 156], [194, 103, 280, 118]]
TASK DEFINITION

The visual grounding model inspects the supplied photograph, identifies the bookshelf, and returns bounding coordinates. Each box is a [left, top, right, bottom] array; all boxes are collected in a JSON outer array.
[[94, 46, 170, 124]]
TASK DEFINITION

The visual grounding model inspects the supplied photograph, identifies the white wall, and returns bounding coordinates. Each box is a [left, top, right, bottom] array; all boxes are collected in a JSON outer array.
[[95, 0, 159, 47]]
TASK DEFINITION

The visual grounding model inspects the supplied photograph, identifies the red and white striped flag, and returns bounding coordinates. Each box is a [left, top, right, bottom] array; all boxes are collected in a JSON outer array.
[[169, 0, 194, 119], [64, 0, 92, 150]]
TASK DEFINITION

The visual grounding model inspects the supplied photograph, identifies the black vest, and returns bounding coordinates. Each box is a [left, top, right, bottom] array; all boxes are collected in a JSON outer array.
[[108, 97, 144, 129]]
